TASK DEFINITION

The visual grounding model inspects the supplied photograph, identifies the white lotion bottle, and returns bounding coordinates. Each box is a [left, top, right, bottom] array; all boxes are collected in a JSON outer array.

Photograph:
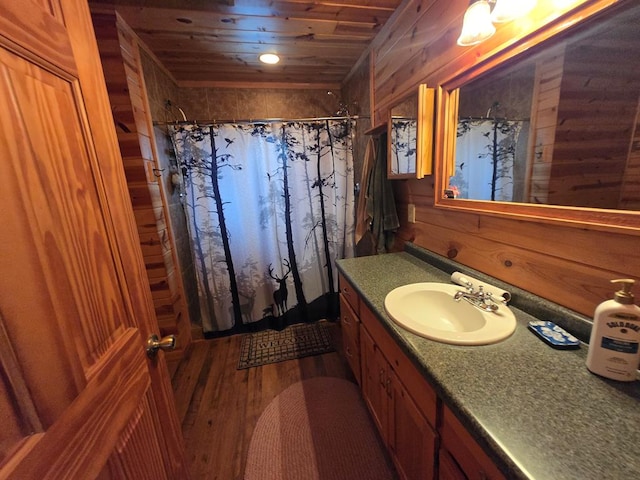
[[586, 279, 640, 382]]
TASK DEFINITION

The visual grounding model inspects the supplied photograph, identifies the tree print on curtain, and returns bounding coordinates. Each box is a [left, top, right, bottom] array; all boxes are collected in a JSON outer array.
[[170, 120, 355, 334], [389, 119, 417, 175], [450, 118, 522, 201]]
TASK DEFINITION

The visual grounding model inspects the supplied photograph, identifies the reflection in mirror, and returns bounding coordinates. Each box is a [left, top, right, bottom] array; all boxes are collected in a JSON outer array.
[[388, 85, 435, 179], [389, 94, 418, 178], [446, 1, 640, 211]]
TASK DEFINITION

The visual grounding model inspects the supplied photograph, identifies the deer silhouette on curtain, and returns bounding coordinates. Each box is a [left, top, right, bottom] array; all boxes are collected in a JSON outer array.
[[170, 120, 355, 334]]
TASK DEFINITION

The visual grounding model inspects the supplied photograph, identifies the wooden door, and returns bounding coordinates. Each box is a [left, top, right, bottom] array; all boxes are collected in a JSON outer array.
[[0, 0, 188, 478]]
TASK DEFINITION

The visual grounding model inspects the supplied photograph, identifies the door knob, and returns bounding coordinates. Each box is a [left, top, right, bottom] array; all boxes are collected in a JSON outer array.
[[146, 334, 176, 358]]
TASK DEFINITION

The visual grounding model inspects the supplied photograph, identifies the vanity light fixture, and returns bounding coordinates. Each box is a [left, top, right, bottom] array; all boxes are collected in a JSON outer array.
[[457, 0, 537, 46], [457, 1, 495, 46], [259, 53, 280, 64], [491, 0, 537, 23]]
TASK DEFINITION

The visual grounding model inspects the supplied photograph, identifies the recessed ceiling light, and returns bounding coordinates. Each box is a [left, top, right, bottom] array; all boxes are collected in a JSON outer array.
[[259, 53, 280, 65]]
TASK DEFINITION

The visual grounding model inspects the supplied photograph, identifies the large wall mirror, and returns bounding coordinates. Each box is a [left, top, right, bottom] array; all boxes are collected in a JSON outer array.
[[389, 84, 435, 179], [435, 0, 640, 232]]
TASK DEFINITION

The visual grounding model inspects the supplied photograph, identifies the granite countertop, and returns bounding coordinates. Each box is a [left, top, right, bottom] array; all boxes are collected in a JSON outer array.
[[336, 244, 640, 480]]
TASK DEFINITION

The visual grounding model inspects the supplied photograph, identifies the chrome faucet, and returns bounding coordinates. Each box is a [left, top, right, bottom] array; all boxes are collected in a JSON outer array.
[[453, 283, 500, 312]]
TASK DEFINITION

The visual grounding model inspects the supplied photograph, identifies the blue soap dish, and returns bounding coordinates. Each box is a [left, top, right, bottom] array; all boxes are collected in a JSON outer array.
[[528, 321, 580, 349]]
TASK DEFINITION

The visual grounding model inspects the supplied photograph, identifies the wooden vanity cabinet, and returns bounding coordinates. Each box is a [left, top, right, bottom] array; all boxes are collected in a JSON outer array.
[[438, 448, 467, 480], [340, 295, 361, 384], [360, 302, 438, 480], [389, 368, 439, 480], [339, 273, 361, 384], [440, 406, 506, 480], [339, 272, 360, 313], [337, 275, 505, 480], [360, 326, 390, 436]]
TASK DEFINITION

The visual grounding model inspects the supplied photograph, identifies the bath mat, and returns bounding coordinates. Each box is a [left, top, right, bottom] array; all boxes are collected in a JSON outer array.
[[244, 377, 396, 480], [237, 321, 334, 369]]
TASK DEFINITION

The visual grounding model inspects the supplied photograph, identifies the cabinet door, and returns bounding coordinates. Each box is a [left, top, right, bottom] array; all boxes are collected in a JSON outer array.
[[389, 370, 438, 480], [361, 326, 390, 441], [438, 449, 467, 480], [340, 295, 361, 384], [440, 406, 506, 480]]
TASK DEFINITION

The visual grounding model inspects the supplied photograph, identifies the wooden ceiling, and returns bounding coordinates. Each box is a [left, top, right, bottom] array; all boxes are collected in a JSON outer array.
[[90, 0, 404, 88]]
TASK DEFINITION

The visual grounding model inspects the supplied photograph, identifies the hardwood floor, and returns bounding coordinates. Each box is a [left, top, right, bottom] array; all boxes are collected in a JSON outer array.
[[171, 322, 355, 480]]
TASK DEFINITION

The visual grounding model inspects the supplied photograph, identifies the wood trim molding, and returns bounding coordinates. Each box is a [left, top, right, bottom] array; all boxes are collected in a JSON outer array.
[[433, 0, 640, 236], [177, 80, 342, 90], [365, 123, 387, 136]]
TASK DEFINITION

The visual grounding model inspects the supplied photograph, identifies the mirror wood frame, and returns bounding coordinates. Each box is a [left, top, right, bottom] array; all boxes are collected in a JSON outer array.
[[433, 0, 640, 235], [388, 84, 435, 179]]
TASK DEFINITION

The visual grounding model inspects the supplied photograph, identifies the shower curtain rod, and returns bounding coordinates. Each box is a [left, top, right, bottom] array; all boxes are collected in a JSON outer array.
[[154, 115, 369, 126], [459, 115, 530, 122]]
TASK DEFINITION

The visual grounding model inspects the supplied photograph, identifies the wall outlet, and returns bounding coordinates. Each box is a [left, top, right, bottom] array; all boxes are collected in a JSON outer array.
[[408, 203, 416, 223]]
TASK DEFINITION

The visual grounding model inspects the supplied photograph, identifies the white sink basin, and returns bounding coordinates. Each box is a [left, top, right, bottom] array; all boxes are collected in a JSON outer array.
[[384, 283, 516, 345]]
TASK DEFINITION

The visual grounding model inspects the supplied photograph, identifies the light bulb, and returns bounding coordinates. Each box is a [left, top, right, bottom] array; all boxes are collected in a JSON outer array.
[[259, 53, 280, 65], [457, 1, 496, 46], [491, 0, 537, 23]]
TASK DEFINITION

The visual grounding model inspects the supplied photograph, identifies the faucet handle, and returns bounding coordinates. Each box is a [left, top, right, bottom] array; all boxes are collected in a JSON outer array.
[[477, 285, 492, 297], [479, 288, 499, 311]]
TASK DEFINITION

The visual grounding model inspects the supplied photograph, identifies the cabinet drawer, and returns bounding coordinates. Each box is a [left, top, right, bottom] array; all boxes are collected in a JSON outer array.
[[339, 272, 359, 315], [340, 295, 361, 384], [440, 406, 506, 480]]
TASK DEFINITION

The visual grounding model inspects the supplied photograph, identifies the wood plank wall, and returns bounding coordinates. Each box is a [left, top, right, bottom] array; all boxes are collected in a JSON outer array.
[[91, 9, 192, 361], [527, 44, 564, 205], [366, 0, 640, 317], [620, 105, 640, 210], [547, 22, 639, 209]]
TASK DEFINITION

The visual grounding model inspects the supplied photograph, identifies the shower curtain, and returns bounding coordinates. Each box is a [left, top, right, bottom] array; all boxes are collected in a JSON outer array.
[[170, 120, 355, 333], [450, 118, 522, 201], [389, 119, 417, 175]]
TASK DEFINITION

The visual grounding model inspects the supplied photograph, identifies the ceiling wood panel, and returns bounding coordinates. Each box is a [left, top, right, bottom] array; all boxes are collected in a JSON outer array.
[[145, 38, 368, 57], [90, 0, 404, 87]]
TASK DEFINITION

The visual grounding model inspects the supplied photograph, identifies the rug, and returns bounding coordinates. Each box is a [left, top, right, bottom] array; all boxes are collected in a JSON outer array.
[[237, 321, 335, 370], [244, 377, 396, 480]]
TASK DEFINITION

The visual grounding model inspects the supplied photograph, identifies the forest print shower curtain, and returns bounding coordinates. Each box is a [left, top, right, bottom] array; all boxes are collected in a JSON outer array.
[[451, 118, 522, 202], [171, 120, 355, 333]]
